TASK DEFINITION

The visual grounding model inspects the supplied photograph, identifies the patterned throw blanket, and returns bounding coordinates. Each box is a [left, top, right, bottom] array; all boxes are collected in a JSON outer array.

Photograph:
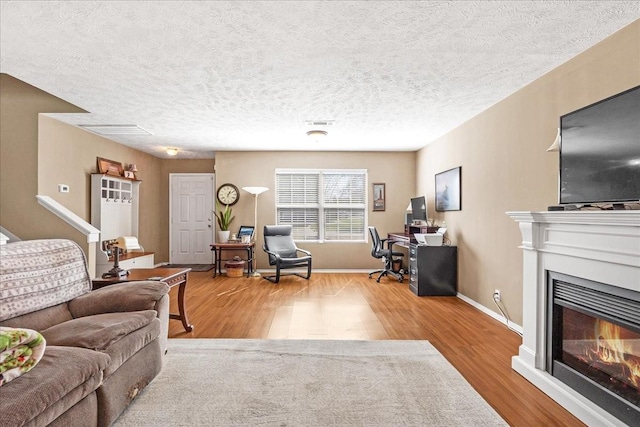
[[0, 327, 46, 386]]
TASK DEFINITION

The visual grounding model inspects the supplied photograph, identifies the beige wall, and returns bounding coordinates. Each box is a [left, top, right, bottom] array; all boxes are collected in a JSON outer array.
[[37, 118, 215, 263], [3, 19, 637, 315], [1, 74, 214, 264], [2, 73, 413, 271], [215, 151, 415, 269], [0, 74, 87, 249], [37, 115, 165, 257], [416, 21, 640, 325]]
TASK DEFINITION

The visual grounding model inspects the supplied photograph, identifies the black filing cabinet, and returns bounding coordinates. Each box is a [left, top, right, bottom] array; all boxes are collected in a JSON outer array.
[[408, 244, 458, 296]]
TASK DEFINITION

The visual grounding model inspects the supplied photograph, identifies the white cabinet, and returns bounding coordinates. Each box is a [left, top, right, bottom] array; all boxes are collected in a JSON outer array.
[[92, 174, 139, 242], [91, 174, 154, 276]]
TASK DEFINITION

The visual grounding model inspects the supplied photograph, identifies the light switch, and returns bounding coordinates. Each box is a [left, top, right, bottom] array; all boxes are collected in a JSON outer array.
[[58, 184, 70, 193]]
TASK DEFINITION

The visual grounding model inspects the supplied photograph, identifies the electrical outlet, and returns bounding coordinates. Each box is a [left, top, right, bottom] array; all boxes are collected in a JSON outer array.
[[493, 289, 501, 302], [58, 184, 69, 193]]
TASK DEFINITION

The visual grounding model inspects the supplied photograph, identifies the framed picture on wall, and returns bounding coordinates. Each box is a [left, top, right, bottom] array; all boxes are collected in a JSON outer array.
[[435, 167, 461, 212], [97, 157, 124, 177], [372, 183, 385, 211]]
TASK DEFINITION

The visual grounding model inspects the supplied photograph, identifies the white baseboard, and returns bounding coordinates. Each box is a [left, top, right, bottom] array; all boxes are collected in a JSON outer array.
[[457, 292, 523, 334]]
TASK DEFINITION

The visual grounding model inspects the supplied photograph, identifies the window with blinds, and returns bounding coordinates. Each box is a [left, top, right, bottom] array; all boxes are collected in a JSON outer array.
[[276, 169, 367, 242]]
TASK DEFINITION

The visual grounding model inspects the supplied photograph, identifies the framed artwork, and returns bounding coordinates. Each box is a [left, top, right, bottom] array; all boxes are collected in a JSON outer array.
[[124, 171, 135, 179], [435, 167, 461, 212], [372, 183, 385, 211], [97, 157, 124, 177]]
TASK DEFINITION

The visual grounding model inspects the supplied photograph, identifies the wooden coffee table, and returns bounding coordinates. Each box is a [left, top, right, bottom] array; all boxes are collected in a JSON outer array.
[[92, 267, 193, 332]]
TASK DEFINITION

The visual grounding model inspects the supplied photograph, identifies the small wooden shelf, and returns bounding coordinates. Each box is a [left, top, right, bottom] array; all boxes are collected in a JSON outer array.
[[91, 173, 141, 182]]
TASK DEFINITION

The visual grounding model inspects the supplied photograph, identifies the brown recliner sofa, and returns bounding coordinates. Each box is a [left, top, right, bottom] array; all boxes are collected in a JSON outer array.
[[0, 239, 170, 427]]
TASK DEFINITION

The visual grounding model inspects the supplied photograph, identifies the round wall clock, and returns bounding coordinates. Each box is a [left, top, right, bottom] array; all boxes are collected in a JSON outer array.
[[217, 183, 240, 206]]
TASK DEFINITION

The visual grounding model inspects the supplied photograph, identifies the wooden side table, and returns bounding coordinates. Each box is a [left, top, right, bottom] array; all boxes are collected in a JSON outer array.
[[210, 241, 255, 277], [92, 267, 193, 332]]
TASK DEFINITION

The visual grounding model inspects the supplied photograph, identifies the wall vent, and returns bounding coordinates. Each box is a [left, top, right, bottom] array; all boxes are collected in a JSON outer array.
[[305, 120, 335, 126], [78, 125, 152, 136]]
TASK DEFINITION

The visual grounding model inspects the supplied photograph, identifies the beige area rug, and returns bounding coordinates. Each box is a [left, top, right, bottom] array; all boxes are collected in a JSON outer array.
[[114, 339, 507, 426]]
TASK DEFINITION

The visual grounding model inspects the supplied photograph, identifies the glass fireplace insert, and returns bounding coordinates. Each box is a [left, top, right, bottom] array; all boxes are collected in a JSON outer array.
[[547, 272, 640, 425]]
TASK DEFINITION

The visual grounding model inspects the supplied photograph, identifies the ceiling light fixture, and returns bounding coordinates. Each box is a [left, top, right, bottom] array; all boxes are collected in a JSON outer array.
[[166, 148, 178, 156], [306, 130, 328, 141]]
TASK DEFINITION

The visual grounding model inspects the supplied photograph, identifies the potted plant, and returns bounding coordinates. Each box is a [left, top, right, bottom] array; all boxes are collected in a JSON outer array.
[[214, 203, 235, 243]]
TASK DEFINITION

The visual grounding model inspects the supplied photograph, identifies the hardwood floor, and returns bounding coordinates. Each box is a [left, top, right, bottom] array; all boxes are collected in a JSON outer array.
[[168, 272, 584, 426]]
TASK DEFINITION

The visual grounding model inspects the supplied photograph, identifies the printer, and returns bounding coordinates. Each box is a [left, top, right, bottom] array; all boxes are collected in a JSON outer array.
[[414, 228, 447, 246]]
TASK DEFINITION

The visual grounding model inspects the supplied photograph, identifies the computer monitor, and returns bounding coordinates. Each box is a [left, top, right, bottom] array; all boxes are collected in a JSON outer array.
[[410, 196, 427, 224], [238, 225, 255, 238]]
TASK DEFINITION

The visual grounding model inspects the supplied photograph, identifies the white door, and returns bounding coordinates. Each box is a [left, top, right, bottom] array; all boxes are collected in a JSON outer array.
[[170, 173, 214, 264]]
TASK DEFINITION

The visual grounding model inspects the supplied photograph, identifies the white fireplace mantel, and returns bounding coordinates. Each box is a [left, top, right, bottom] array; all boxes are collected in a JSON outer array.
[[507, 211, 640, 427]]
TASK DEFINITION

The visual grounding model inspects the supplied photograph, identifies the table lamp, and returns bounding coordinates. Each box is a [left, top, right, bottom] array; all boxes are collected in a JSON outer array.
[[102, 236, 140, 279]]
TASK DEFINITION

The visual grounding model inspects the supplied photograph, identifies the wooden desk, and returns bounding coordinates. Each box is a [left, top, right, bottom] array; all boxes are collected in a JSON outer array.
[[388, 232, 414, 249], [210, 241, 255, 277], [92, 267, 193, 332]]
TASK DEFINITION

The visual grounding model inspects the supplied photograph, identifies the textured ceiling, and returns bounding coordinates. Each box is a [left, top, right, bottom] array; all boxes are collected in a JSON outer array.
[[1, 1, 639, 158]]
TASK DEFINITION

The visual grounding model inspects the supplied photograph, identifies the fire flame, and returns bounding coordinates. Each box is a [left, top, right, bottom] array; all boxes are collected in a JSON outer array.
[[587, 319, 640, 388], [595, 320, 628, 363]]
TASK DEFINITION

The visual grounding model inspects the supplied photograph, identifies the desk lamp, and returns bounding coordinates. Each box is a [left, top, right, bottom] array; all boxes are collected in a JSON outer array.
[[103, 245, 127, 279], [102, 236, 140, 279], [242, 186, 269, 277]]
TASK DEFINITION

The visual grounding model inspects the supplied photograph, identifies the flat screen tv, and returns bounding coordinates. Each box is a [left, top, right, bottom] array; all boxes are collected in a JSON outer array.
[[411, 196, 427, 223], [559, 85, 640, 205]]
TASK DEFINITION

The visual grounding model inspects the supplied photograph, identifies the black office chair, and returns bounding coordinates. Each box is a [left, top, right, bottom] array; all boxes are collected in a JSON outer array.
[[368, 226, 404, 283], [262, 225, 312, 283]]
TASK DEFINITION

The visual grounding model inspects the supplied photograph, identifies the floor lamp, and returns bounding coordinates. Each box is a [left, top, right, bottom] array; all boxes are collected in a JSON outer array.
[[242, 186, 269, 277]]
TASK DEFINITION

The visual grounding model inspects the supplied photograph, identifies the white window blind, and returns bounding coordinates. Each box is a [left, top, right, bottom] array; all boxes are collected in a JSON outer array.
[[276, 169, 367, 241]]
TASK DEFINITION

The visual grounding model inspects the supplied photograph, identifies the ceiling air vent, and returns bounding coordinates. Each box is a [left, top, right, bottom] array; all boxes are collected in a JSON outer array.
[[78, 125, 152, 136], [305, 120, 335, 126]]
